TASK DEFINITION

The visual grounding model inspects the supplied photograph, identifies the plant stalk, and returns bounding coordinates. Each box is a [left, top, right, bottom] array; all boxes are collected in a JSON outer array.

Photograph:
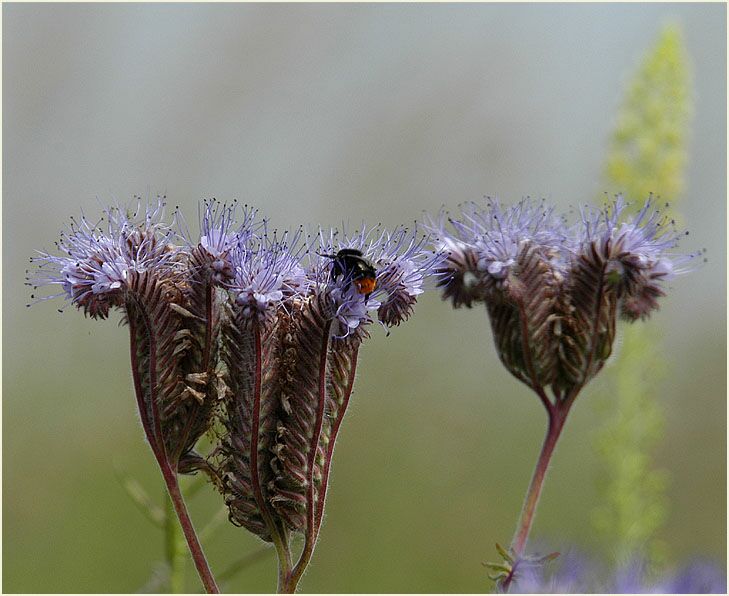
[[164, 489, 187, 593], [500, 401, 572, 593], [128, 313, 220, 594], [273, 529, 293, 594], [160, 462, 220, 593]]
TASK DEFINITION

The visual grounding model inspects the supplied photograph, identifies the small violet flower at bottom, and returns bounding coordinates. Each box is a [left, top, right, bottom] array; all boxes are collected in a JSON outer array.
[[514, 550, 726, 594]]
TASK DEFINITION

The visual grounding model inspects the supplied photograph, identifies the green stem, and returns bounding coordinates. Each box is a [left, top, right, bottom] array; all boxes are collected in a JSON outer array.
[[273, 528, 293, 594]]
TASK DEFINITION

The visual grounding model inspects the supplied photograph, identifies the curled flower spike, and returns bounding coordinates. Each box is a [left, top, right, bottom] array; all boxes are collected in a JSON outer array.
[[576, 197, 701, 321], [425, 196, 699, 396], [217, 226, 309, 542], [30, 197, 221, 593], [29, 198, 180, 318], [216, 221, 444, 592]]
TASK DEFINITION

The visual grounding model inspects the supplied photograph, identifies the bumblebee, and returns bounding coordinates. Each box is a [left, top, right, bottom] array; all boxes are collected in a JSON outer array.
[[322, 248, 377, 298]]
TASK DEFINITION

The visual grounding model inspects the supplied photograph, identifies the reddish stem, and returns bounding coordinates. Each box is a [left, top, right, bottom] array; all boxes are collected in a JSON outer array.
[[499, 401, 573, 593], [313, 345, 359, 537], [499, 256, 608, 592], [159, 461, 220, 594], [127, 307, 220, 593]]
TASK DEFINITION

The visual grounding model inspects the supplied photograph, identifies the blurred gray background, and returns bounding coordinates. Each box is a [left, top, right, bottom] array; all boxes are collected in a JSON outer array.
[[4, 3, 726, 593]]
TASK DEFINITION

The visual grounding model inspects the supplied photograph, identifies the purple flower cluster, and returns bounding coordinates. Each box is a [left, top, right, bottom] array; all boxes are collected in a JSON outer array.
[[425, 196, 701, 396], [308, 224, 446, 337], [427, 196, 698, 314], [31, 199, 444, 332], [30, 197, 446, 590], [29, 200, 180, 318]]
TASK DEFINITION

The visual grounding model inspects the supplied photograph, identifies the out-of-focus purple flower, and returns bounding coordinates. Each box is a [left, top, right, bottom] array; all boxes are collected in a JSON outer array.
[[512, 550, 597, 593], [29, 198, 179, 318], [512, 550, 726, 594], [660, 560, 728, 594]]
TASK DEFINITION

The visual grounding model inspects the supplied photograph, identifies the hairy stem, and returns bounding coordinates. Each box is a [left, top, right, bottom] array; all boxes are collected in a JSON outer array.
[[127, 310, 220, 594], [161, 463, 221, 594], [164, 490, 187, 593], [500, 401, 573, 593], [273, 529, 293, 594]]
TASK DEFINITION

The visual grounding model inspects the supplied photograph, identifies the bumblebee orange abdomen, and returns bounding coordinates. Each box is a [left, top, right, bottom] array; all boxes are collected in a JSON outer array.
[[354, 276, 377, 295]]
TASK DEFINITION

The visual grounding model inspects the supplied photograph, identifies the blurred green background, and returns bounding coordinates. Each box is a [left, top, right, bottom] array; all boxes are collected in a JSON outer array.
[[3, 4, 725, 593]]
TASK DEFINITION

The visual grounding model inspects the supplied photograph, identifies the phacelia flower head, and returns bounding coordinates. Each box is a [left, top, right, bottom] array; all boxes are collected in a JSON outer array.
[[226, 225, 308, 322], [308, 224, 447, 337], [425, 198, 571, 310], [576, 196, 702, 321], [29, 197, 179, 318], [424, 196, 699, 395], [175, 198, 259, 285], [33, 200, 448, 573]]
